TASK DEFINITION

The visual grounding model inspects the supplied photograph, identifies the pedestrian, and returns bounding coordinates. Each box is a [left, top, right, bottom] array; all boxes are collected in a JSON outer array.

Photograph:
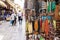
[[10, 12, 16, 26], [14, 14, 16, 25], [18, 10, 23, 24]]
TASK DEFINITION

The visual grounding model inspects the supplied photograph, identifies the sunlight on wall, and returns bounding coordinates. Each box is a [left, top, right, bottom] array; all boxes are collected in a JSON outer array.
[[14, 0, 25, 9]]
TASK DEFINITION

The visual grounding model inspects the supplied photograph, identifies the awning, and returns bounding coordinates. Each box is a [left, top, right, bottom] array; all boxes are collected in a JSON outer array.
[[0, 1, 7, 8], [6, 0, 15, 8], [6, 0, 24, 14]]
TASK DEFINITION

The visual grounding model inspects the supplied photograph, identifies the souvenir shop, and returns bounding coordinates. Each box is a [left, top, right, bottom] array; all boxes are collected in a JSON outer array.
[[25, 0, 60, 40]]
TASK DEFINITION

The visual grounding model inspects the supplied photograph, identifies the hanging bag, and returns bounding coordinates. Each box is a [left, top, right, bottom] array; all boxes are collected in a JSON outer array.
[[40, 18, 42, 30], [44, 19, 49, 36], [47, 1, 51, 13], [53, 20, 56, 30], [51, 1, 56, 12], [26, 20, 29, 32], [28, 22, 33, 34], [42, 22, 45, 32], [34, 19, 38, 32]]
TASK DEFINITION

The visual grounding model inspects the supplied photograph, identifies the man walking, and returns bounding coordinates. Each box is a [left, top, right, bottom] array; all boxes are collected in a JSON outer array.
[[11, 12, 16, 26], [18, 10, 23, 24]]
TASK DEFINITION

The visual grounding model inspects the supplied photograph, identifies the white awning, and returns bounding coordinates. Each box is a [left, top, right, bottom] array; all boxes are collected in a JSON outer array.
[[6, 0, 15, 8], [0, 1, 7, 8]]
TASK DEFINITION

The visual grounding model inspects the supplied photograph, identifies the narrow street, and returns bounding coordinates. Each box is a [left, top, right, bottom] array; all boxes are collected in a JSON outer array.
[[0, 16, 26, 40]]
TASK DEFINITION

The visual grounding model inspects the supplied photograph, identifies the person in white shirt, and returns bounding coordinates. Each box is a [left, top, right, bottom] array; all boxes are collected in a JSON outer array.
[[18, 10, 23, 24], [11, 12, 16, 26]]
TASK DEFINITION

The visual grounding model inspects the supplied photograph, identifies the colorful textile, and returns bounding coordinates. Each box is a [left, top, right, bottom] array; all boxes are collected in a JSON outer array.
[[34, 20, 38, 32], [28, 23, 33, 33], [26, 20, 29, 32], [42, 22, 45, 32], [51, 1, 56, 12], [44, 19, 49, 36], [47, 2, 51, 13], [53, 20, 56, 30]]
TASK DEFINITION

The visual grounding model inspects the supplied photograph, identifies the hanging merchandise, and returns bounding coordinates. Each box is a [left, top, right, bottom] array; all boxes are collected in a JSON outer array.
[[34, 19, 38, 33], [29, 35, 32, 40], [39, 36, 45, 40], [40, 18, 42, 32], [28, 22, 33, 34], [32, 20, 35, 31], [32, 34, 35, 40], [41, 0, 47, 13], [26, 20, 29, 32], [51, 1, 56, 12], [41, 16, 46, 33], [42, 22, 45, 32], [44, 18, 49, 36], [40, 18, 42, 28], [47, 16, 52, 20], [38, 19, 40, 33], [47, 0, 51, 13], [42, 16, 46, 21], [53, 20, 56, 30], [31, 15, 35, 31]]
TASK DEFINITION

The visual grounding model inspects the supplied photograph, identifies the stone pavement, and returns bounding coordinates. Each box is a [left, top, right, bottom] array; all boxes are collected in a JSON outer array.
[[0, 16, 26, 40]]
